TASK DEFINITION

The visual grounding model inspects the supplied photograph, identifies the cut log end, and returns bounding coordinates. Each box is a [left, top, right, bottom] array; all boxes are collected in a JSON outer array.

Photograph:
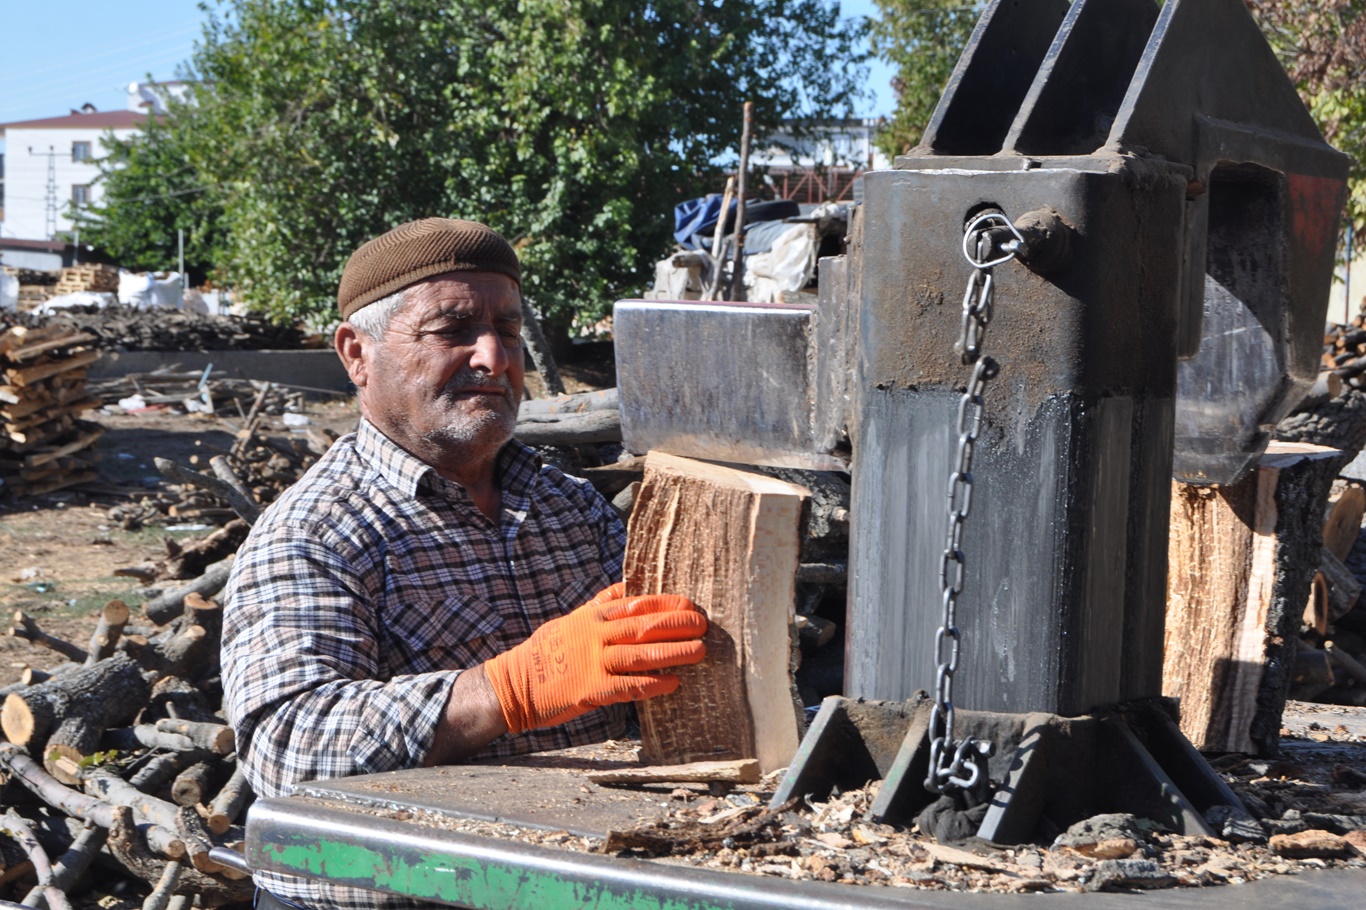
[[1, 691, 41, 746]]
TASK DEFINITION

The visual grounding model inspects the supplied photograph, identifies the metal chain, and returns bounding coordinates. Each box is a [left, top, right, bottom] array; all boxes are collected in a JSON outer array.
[[925, 212, 1023, 795]]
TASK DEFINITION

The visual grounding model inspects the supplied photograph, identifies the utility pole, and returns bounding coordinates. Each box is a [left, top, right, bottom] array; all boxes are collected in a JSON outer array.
[[28, 146, 59, 239], [178, 228, 185, 309]]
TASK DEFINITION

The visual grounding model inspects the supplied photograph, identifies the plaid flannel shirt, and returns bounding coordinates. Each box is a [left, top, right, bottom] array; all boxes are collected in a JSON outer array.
[[222, 419, 627, 909]]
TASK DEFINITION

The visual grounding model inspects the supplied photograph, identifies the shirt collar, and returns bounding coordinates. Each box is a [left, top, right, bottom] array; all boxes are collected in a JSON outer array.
[[354, 418, 542, 501]]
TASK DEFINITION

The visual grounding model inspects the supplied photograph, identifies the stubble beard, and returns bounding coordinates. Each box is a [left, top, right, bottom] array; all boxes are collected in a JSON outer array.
[[424, 371, 518, 452]]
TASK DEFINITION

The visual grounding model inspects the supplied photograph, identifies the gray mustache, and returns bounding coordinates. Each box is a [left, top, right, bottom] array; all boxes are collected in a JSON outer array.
[[445, 371, 512, 394]]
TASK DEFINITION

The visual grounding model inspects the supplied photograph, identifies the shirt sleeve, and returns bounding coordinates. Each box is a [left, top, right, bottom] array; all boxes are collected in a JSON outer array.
[[222, 515, 456, 799]]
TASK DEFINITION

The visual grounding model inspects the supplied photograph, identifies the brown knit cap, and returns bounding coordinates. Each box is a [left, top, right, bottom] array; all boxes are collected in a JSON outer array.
[[337, 218, 521, 319]]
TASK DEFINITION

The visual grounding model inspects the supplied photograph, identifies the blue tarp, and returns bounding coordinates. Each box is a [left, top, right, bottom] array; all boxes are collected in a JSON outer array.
[[673, 195, 802, 250], [673, 194, 733, 249]]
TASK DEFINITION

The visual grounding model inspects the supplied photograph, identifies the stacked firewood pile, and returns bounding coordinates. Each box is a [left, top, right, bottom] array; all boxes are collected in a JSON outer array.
[[7, 305, 313, 353], [1294, 483, 1366, 704], [0, 449, 290, 904], [0, 326, 105, 497], [0, 267, 59, 311], [0, 589, 253, 906], [52, 265, 120, 297], [1277, 320, 1366, 706]]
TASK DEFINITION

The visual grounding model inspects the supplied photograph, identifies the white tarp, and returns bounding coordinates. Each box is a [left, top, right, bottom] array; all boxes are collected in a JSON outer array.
[[0, 273, 17, 311], [744, 222, 817, 303], [34, 292, 118, 313], [118, 270, 184, 310]]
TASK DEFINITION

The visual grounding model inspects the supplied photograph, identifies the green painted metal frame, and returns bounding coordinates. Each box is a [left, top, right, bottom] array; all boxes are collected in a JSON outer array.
[[247, 798, 971, 910]]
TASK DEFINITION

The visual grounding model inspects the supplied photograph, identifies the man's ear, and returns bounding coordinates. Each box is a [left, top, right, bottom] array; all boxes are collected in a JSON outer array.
[[335, 323, 370, 388]]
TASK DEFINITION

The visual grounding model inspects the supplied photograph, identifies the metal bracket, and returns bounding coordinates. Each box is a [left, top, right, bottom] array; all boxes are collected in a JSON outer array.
[[771, 695, 1253, 845]]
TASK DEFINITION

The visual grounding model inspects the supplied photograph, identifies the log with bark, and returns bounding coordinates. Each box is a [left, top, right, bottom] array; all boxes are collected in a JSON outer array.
[[0, 743, 184, 861], [204, 764, 251, 836], [7, 612, 87, 664], [83, 600, 130, 666], [0, 530, 255, 905], [143, 559, 233, 626], [0, 809, 72, 910], [1164, 442, 1340, 754], [624, 451, 809, 773], [0, 653, 152, 782]]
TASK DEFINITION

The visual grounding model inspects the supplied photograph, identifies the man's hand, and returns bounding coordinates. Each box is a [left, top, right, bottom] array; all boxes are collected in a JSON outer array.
[[483, 583, 707, 734]]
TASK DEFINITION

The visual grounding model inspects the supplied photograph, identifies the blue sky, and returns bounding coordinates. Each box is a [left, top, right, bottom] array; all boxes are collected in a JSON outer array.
[[0, 1, 895, 140]]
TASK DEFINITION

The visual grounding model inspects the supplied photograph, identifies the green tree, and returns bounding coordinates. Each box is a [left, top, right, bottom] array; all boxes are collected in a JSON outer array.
[[98, 0, 866, 331], [868, 0, 981, 158], [1248, 0, 1366, 232], [72, 98, 226, 281]]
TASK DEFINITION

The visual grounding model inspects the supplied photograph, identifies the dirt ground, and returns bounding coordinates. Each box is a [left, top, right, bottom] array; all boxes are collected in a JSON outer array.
[[0, 400, 362, 686]]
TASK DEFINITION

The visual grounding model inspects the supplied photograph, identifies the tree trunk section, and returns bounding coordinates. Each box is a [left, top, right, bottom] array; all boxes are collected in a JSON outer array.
[[2, 653, 151, 771], [1164, 442, 1339, 755], [84, 600, 130, 666], [624, 451, 808, 773]]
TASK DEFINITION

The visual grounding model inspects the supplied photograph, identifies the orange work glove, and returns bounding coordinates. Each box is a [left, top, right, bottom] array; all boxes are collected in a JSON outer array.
[[483, 583, 707, 734]]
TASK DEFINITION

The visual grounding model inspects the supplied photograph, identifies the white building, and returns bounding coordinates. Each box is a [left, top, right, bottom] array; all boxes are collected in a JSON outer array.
[[746, 118, 891, 204], [0, 107, 148, 241]]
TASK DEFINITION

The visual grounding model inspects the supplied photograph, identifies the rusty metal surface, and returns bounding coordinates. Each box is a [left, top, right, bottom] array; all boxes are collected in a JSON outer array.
[[289, 745, 678, 839], [1003, 0, 1158, 157], [614, 299, 848, 470], [919, 0, 1069, 156], [846, 162, 1185, 711]]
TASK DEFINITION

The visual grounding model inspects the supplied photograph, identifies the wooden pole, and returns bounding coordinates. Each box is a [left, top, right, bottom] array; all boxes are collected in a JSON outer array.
[[728, 100, 754, 301], [708, 176, 736, 300]]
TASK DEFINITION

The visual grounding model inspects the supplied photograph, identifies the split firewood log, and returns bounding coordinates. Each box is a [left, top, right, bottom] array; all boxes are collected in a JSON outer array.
[[0, 653, 151, 781]]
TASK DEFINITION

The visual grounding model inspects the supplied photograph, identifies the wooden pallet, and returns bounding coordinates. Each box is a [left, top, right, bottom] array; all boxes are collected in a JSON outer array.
[[1, 267, 59, 286], [52, 264, 119, 294]]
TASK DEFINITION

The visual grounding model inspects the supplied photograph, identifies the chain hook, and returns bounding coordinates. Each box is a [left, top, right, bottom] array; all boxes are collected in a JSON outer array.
[[926, 212, 1019, 797], [960, 212, 1026, 270]]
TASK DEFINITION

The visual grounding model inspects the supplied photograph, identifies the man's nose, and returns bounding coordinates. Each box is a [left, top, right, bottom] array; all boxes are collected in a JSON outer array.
[[468, 325, 510, 374]]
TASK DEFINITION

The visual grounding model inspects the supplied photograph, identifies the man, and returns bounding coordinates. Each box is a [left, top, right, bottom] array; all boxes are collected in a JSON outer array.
[[222, 218, 708, 909]]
